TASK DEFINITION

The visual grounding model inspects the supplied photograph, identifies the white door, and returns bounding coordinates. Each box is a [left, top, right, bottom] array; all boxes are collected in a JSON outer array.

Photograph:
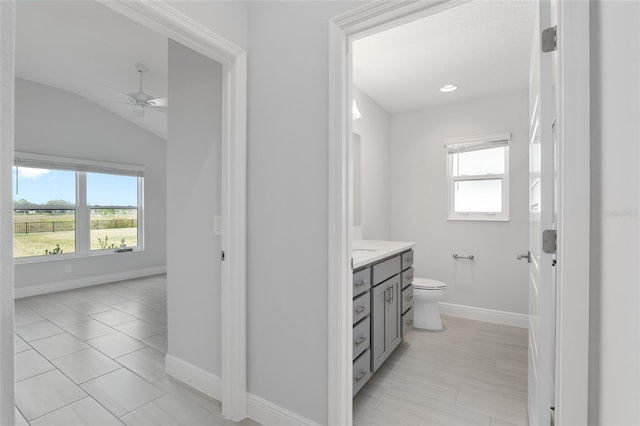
[[528, 0, 556, 425]]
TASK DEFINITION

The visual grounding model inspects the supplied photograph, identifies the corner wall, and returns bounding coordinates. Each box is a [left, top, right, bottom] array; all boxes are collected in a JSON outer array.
[[589, 1, 640, 424], [166, 40, 223, 377], [14, 78, 167, 296], [389, 92, 530, 315]]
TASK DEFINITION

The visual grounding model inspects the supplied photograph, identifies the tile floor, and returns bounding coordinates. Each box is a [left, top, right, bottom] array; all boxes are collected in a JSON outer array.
[[15, 275, 528, 425], [353, 315, 529, 426], [14, 274, 258, 426]]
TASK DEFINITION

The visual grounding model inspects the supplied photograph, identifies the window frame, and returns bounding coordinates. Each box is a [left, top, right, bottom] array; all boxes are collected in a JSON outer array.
[[13, 152, 145, 263], [445, 133, 511, 222]]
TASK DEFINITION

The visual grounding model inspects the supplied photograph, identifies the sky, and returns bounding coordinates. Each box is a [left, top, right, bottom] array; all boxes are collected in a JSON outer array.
[[12, 167, 137, 206]]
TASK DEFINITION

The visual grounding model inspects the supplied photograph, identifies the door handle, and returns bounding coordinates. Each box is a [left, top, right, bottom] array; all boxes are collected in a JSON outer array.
[[517, 251, 532, 263]]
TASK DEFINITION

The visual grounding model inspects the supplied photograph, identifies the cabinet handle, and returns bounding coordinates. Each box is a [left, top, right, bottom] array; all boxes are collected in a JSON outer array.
[[355, 280, 367, 287], [405, 295, 413, 302], [354, 335, 367, 346], [355, 306, 366, 314], [390, 286, 394, 303], [354, 369, 368, 381]]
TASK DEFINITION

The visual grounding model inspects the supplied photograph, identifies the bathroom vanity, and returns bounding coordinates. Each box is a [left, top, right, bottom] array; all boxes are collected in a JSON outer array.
[[352, 240, 415, 396]]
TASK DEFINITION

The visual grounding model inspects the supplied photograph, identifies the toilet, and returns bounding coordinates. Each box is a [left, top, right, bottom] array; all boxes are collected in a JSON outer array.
[[412, 277, 447, 330]]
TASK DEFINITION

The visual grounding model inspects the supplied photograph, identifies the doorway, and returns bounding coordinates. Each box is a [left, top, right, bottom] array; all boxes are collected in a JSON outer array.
[[0, 0, 247, 423], [328, 1, 590, 425]]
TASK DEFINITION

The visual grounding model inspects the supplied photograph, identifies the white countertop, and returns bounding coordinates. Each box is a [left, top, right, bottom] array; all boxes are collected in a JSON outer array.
[[352, 239, 416, 269]]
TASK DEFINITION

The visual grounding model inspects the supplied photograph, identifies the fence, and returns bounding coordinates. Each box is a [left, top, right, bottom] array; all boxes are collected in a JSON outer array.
[[14, 219, 137, 234]]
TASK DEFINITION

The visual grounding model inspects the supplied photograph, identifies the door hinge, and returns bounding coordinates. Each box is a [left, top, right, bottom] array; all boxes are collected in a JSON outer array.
[[542, 26, 557, 53], [221, 250, 226, 261], [543, 229, 557, 254]]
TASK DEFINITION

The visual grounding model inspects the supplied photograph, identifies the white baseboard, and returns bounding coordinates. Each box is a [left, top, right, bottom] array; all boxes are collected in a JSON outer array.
[[165, 354, 221, 401], [247, 394, 321, 426], [15, 266, 166, 299], [164, 355, 319, 426], [439, 302, 529, 329]]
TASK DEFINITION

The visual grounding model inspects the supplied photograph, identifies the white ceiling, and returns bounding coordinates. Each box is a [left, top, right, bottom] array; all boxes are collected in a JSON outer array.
[[16, 1, 168, 139], [353, 1, 535, 114]]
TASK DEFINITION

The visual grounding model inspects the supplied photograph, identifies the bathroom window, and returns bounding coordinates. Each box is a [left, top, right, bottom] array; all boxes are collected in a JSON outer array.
[[13, 153, 144, 260], [445, 133, 510, 221]]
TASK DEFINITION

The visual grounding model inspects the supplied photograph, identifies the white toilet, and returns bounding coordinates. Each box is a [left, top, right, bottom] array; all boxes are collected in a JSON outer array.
[[412, 277, 447, 330]]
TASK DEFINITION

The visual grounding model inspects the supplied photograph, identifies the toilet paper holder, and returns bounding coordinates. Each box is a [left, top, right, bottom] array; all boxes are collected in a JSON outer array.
[[453, 254, 475, 260]]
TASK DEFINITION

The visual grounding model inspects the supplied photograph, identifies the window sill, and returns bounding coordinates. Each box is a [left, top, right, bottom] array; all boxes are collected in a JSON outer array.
[[14, 247, 143, 264], [447, 215, 510, 222]]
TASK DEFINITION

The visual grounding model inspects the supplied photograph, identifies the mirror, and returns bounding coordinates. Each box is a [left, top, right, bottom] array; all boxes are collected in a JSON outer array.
[[353, 133, 362, 227]]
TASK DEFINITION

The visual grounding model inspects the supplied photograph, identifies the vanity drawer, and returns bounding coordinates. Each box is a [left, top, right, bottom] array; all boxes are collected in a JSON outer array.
[[353, 267, 371, 297], [353, 317, 370, 360], [401, 250, 414, 271], [401, 267, 414, 289], [402, 308, 414, 338], [353, 292, 370, 325], [353, 349, 371, 396], [401, 285, 414, 314], [373, 255, 401, 285]]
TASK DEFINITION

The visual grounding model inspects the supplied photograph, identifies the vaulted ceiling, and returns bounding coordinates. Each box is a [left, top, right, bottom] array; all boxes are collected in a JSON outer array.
[[16, 1, 168, 139], [353, 1, 536, 114]]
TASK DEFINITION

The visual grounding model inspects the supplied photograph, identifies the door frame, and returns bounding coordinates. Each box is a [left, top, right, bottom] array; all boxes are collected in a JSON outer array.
[[0, 0, 248, 422], [327, 1, 590, 424]]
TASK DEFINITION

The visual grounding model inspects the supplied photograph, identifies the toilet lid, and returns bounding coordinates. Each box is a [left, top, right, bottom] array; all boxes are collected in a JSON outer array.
[[413, 277, 446, 289]]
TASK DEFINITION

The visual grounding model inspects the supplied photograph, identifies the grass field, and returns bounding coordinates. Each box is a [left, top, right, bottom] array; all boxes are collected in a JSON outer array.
[[13, 210, 138, 258]]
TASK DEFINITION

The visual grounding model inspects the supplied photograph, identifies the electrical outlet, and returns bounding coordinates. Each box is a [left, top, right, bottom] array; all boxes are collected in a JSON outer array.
[[65, 265, 71, 274]]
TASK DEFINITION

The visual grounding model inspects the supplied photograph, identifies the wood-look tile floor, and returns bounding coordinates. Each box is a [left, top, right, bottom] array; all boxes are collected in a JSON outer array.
[[354, 315, 529, 426], [14, 274, 258, 426]]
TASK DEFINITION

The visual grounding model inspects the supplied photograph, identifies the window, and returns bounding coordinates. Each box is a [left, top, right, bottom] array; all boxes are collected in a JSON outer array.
[[13, 153, 144, 260], [446, 133, 510, 221]]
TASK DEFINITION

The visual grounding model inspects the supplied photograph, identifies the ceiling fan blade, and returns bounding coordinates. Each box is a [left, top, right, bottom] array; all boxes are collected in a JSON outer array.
[[148, 105, 167, 114], [98, 84, 135, 103], [148, 97, 167, 107]]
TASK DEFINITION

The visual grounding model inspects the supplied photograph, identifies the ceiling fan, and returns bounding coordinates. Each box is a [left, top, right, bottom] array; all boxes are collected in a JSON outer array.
[[99, 63, 167, 117]]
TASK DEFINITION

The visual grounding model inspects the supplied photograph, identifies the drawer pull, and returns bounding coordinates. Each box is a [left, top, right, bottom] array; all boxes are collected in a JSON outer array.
[[354, 335, 367, 346], [406, 257, 413, 263], [406, 319, 414, 326], [405, 295, 413, 302], [355, 280, 367, 287], [354, 369, 368, 382], [355, 306, 367, 314], [405, 275, 413, 281]]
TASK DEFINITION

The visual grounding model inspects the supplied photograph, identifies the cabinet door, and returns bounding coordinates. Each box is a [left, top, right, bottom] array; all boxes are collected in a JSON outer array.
[[385, 277, 401, 352], [371, 282, 387, 370]]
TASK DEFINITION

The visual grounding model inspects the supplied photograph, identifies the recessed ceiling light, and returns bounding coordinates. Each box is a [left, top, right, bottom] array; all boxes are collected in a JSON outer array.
[[440, 84, 458, 93]]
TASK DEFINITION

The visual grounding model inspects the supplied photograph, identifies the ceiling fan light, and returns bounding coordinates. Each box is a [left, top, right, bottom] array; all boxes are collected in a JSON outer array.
[[440, 84, 458, 93]]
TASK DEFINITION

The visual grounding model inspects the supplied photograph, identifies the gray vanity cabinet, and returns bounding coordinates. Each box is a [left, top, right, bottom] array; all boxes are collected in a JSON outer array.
[[352, 265, 372, 396], [372, 271, 402, 372], [352, 247, 415, 395]]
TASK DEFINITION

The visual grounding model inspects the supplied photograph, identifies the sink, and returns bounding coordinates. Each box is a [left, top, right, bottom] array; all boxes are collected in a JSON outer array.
[[353, 248, 376, 253]]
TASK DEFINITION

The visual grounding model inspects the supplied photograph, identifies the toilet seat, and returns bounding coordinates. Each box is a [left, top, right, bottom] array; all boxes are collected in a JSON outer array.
[[413, 277, 446, 290]]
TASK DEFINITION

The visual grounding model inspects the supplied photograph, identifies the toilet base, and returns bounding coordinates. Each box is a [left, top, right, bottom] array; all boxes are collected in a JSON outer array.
[[413, 301, 443, 330]]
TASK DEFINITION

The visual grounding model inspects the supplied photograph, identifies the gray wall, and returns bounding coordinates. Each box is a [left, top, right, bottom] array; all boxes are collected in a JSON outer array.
[[389, 92, 529, 314], [246, 2, 365, 423], [353, 86, 392, 240], [166, 40, 223, 376], [589, 1, 640, 424], [14, 78, 167, 293]]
